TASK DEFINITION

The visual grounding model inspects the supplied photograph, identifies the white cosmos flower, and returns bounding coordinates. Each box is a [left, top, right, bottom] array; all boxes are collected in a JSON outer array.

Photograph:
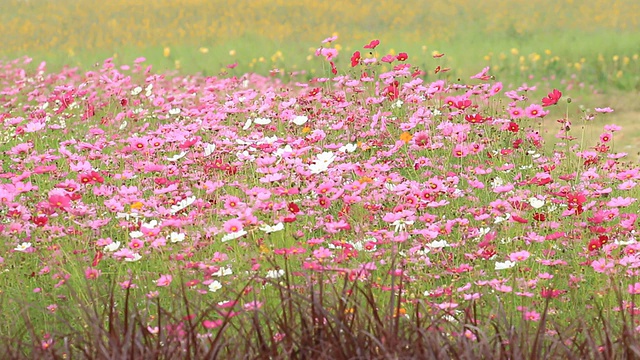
[[309, 151, 336, 174], [494, 213, 511, 224], [292, 115, 308, 126], [212, 266, 233, 277], [131, 86, 142, 96], [260, 222, 284, 234], [144, 84, 153, 97], [169, 232, 185, 243], [104, 241, 121, 252], [129, 231, 143, 238], [384, 182, 397, 191], [170, 196, 196, 214], [221, 230, 247, 242], [204, 143, 216, 156], [242, 118, 252, 130], [166, 151, 188, 162], [253, 117, 271, 125], [339, 143, 357, 153], [495, 260, 516, 270], [14, 242, 32, 252], [116, 212, 140, 220], [261, 136, 278, 144], [392, 219, 414, 233], [141, 219, 159, 229], [266, 269, 285, 278], [275, 145, 293, 158], [528, 197, 545, 209], [168, 108, 181, 115], [209, 280, 222, 292], [119, 121, 128, 130], [428, 240, 450, 248], [490, 177, 504, 188], [125, 253, 142, 262]]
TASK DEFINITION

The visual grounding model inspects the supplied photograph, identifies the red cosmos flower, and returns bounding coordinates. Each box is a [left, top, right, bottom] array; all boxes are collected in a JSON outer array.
[[598, 234, 609, 246], [79, 173, 93, 184], [464, 114, 486, 124], [350, 51, 361, 67], [587, 238, 602, 251], [434, 65, 451, 74], [511, 215, 528, 224], [287, 202, 300, 214], [92, 250, 104, 267], [385, 81, 400, 100], [32, 215, 49, 227], [330, 61, 337, 75], [593, 144, 609, 153], [542, 89, 562, 107], [540, 287, 565, 299], [90, 171, 104, 184], [533, 213, 546, 221], [507, 122, 519, 133], [566, 192, 586, 209], [396, 52, 408, 61], [453, 99, 472, 110], [363, 39, 380, 49], [82, 104, 95, 121]]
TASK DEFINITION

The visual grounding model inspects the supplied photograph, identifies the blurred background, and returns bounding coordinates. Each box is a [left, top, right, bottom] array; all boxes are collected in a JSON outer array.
[[1, 0, 639, 155]]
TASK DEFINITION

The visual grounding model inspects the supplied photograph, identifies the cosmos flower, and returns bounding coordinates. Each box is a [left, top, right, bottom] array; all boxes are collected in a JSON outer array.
[[170, 196, 196, 214], [309, 151, 336, 174]]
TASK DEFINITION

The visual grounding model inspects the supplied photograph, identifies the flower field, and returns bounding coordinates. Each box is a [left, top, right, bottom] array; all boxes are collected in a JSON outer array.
[[0, 33, 640, 357]]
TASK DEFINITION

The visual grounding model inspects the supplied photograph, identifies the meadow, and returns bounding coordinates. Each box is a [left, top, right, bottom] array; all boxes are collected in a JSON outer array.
[[1, 0, 640, 358]]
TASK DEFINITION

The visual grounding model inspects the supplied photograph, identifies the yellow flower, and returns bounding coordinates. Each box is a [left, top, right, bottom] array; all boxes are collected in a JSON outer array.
[[130, 201, 143, 210], [199, 47, 209, 54], [163, 47, 171, 57], [400, 132, 412, 144], [511, 48, 519, 56]]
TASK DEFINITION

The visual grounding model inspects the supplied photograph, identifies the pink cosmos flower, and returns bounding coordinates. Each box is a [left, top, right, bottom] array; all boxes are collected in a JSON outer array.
[[524, 311, 540, 322], [48, 193, 70, 209], [223, 218, 244, 233], [628, 282, 640, 294], [606, 197, 635, 207], [591, 258, 614, 273], [156, 274, 173, 287], [525, 104, 549, 118], [509, 250, 530, 262], [85, 267, 101, 280], [508, 107, 525, 119]]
